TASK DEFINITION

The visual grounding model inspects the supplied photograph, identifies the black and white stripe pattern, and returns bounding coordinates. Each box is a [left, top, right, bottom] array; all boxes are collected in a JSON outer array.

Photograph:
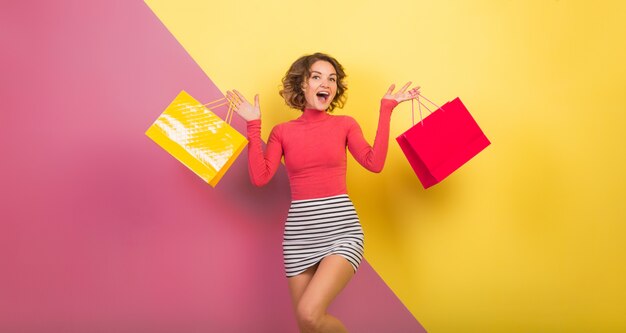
[[283, 194, 364, 278]]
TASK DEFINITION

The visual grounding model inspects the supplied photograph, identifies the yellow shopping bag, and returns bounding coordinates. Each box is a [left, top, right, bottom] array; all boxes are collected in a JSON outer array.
[[146, 90, 247, 187]]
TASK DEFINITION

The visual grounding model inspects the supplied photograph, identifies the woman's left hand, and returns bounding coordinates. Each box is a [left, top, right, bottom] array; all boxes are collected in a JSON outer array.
[[383, 82, 420, 103]]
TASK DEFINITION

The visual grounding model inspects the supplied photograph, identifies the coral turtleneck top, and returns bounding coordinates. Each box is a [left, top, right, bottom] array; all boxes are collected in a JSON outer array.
[[246, 99, 398, 200]]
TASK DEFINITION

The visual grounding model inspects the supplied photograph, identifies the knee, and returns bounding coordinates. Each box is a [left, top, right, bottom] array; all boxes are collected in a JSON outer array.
[[296, 302, 323, 333]]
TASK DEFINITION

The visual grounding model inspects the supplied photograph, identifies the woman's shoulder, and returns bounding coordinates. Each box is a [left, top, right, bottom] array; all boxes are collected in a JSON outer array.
[[331, 114, 358, 127], [332, 114, 355, 121], [269, 118, 300, 135], [274, 118, 298, 129]]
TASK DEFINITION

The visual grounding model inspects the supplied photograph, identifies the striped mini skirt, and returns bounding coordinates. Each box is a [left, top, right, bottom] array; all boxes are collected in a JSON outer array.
[[283, 194, 365, 278]]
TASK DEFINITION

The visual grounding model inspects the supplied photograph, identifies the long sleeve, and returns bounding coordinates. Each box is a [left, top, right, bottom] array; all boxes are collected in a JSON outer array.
[[246, 119, 284, 186], [346, 99, 398, 173]]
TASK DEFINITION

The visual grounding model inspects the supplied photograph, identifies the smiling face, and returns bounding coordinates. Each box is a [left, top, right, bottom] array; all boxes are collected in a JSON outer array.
[[302, 60, 338, 111]]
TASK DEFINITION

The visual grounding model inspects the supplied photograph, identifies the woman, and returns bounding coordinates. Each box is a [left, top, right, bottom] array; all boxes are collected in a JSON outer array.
[[227, 52, 419, 333]]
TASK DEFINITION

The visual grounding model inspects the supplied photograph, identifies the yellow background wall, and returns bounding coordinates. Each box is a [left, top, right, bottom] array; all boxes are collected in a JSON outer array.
[[145, 0, 626, 331]]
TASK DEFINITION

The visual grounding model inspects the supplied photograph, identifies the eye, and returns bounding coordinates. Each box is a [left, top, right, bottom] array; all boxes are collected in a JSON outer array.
[[330, 77, 336, 82], [312, 75, 320, 80]]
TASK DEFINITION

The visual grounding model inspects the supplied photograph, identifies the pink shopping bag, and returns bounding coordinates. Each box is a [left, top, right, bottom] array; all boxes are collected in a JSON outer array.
[[396, 96, 490, 189]]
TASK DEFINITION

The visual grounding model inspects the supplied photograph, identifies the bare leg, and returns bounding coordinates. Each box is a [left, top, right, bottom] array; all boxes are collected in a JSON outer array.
[[295, 255, 355, 333], [288, 264, 318, 313]]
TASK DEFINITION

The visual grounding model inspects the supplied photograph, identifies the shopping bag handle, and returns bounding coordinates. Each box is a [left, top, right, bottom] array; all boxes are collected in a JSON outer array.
[[411, 94, 445, 126], [173, 96, 236, 124]]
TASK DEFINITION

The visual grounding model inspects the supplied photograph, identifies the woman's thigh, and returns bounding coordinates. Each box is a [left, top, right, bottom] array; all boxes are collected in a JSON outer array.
[[287, 263, 319, 310], [297, 255, 355, 314]]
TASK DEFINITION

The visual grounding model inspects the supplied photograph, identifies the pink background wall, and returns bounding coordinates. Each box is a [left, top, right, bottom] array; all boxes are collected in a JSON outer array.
[[0, 1, 424, 332]]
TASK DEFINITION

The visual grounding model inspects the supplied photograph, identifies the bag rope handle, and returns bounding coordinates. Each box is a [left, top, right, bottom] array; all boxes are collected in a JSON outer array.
[[173, 96, 236, 124], [411, 93, 446, 126]]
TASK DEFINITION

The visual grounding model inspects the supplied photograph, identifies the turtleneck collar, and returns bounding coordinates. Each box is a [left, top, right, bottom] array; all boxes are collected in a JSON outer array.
[[299, 108, 330, 122]]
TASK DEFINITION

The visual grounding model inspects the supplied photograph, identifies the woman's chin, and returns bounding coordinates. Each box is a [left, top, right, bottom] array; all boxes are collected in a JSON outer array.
[[306, 103, 329, 111], [319, 101, 332, 110]]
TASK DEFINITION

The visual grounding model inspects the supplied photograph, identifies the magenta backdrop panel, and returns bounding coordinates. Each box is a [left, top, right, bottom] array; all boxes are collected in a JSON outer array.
[[0, 1, 425, 332]]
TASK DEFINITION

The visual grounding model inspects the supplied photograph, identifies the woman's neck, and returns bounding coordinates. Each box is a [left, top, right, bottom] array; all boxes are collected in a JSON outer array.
[[300, 108, 329, 122]]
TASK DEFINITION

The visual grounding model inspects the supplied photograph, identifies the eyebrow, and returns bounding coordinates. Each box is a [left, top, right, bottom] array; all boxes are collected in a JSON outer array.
[[311, 71, 337, 76]]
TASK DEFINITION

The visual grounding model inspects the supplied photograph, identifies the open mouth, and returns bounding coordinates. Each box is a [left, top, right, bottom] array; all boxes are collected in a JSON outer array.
[[316, 91, 330, 103]]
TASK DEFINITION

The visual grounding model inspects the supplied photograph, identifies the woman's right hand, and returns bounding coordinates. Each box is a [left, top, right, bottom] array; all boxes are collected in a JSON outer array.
[[226, 90, 261, 122]]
